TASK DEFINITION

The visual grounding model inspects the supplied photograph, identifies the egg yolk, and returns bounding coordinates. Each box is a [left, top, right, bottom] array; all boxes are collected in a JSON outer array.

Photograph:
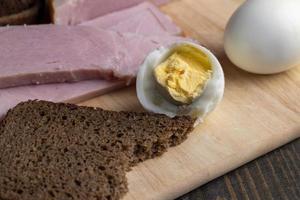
[[154, 45, 212, 104]]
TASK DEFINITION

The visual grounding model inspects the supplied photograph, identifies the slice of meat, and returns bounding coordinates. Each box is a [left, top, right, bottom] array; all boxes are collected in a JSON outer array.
[[81, 2, 181, 36], [0, 80, 125, 119], [0, 5, 186, 117], [51, 0, 170, 25], [0, 25, 187, 89]]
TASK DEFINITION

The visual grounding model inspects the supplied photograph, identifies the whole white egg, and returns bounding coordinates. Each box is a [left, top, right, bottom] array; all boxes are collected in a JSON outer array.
[[224, 0, 300, 74]]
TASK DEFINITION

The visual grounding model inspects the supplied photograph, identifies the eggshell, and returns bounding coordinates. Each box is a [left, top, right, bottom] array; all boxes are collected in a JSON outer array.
[[224, 0, 300, 74]]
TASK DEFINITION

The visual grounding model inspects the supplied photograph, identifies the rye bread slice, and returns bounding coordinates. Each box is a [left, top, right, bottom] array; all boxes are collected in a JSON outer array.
[[0, 100, 194, 200], [0, 0, 40, 25], [0, 0, 37, 16]]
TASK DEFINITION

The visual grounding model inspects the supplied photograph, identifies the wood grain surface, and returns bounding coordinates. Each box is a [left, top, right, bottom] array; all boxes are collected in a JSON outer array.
[[77, 0, 300, 199], [178, 138, 300, 200]]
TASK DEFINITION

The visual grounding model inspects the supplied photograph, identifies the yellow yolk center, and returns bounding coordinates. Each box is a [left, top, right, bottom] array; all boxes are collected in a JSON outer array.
[[154, 45, 212, 104]]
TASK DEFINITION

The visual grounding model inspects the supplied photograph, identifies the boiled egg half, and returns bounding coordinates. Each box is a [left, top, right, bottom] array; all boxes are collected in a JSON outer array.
[[136, 42, 224, 125]]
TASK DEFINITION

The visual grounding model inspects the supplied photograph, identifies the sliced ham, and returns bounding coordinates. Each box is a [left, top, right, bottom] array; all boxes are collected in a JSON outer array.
[[51, 0, 170, 25], [0, 3, 187, 117], [0, 80, 125, 119], [81, 2, 181, 36], [0, 25, 186, 89]]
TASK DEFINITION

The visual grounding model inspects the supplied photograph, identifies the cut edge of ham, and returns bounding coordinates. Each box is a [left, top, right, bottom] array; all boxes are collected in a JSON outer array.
[[0, 67, 133, 89]]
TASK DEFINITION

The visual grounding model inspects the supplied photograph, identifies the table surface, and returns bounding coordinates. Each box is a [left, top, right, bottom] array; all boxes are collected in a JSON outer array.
[[178, 138, 300, 200]]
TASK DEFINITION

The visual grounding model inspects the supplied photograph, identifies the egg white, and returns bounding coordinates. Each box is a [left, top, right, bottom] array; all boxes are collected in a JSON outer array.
[[136, 42, 225, 125]]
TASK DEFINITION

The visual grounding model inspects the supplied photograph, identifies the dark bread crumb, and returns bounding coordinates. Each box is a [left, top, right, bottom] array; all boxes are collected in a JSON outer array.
[[0, 0, 41, 26], [0, 0, 37, 16], [0, 100, 194, 200]]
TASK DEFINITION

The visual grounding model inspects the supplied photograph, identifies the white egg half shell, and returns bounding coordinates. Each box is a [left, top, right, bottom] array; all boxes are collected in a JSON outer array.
[[136, 42, 225, 125]]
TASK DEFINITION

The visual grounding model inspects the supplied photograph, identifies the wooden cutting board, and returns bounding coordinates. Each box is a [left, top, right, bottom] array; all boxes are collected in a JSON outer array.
[[80, 0, 300, 199]]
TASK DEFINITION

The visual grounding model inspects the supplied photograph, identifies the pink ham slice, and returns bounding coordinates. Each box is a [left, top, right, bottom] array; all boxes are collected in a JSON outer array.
[[81, 2, 181, 36], [52, 0, 170, 25], [0, 25, 186, 89], [0, 2, 187, 117], [0, 80, 125, 119]]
